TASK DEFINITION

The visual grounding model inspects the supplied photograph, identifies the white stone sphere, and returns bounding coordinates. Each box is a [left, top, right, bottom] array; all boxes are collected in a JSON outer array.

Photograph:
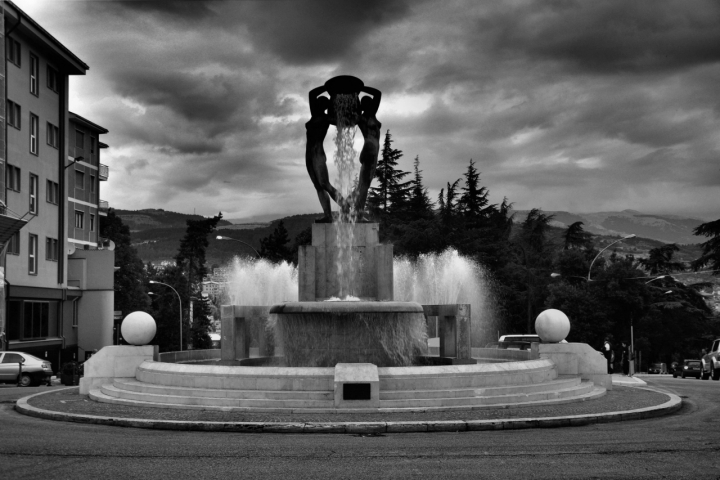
[[121, 311, 157, 345], [535, 309, 570, 343]]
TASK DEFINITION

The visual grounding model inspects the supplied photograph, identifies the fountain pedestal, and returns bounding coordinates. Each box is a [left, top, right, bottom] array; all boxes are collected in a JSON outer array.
[[298, 223, 393, 301]]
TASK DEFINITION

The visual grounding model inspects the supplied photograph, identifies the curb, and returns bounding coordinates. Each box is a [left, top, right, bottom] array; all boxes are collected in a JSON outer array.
[[14, 386, 682, 434]]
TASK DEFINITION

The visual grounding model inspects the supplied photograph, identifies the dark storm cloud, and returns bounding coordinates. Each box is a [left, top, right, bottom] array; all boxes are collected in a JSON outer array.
[[24, 0, 719, 218], [483, 0, 720, 73], [92, 0, 217, 21], [237, 0, 414, 65]]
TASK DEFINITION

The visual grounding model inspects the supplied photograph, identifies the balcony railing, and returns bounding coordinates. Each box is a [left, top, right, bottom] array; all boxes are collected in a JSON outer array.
[[99, 163, 109, 181], [99, 200, 109, 216]]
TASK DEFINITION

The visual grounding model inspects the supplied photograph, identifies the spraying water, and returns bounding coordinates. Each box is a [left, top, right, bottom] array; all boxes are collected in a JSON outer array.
[[394, 249, 496, 346], [225, 256, 298, 306], [226, 248, 495, 347]]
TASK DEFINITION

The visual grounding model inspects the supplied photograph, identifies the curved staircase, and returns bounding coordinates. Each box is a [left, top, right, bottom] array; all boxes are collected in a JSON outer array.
[[89, 359, 605, 413]]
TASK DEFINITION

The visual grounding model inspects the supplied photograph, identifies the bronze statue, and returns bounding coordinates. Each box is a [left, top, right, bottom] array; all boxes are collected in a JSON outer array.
[[305, 76, 381, 223]]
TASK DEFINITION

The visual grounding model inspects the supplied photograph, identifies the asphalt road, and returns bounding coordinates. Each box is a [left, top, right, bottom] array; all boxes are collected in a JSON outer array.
[[0, 377, 718, 479]]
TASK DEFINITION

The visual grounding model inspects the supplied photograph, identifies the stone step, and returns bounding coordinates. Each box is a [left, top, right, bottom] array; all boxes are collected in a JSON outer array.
[[379, 368, 557, 391], [135, 363, 335, 392], [88, 384, 606, 414], [379, 376, 581, 400], [378, 381, 595, 408], [113, 378, 334, 401], [101, 384, 335, 409]]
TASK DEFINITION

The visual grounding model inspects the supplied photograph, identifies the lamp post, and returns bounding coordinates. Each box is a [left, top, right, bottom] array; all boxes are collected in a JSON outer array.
[[216, 236, 261, 258], [149, 280, 183, 351], [587, 234, 636, 282]]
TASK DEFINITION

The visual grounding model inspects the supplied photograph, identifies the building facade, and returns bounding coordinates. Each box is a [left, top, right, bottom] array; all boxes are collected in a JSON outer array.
[[0, 1, 114, 372]]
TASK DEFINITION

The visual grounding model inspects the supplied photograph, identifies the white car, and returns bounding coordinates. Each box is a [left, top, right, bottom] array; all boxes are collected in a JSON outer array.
[[0, 351, 53, 386]]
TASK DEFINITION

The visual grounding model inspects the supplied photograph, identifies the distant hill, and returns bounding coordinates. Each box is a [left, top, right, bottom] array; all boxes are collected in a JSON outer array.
[[117, 207, 707, 266], [125, 210, 320, 265], [512, 209, 705, 245], [115, 208, 233, 232]]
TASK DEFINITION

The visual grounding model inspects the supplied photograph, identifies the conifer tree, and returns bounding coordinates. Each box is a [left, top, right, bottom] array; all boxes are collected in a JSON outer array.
[[100, 209, 151, 316], [408, 155, 434, 219], [440, 179, 461, 225], [369, 130, 405, 213], [175, 213, 223, 349], [692, 218, 720, 274], [259, 220, 292, 264], [458, 159, 489, 225]]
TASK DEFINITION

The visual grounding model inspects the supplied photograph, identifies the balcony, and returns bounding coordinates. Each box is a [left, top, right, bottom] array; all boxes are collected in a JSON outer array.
[[99, 163, 109, 181], [99, 200, 109, 216], [0, 205, 30, 244]]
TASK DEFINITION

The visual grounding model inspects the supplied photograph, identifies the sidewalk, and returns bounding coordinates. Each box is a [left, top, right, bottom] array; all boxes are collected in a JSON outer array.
[[14, 376, 680, 434]]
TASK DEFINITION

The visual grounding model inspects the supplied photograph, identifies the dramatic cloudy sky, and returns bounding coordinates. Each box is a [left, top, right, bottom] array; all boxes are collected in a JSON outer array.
[[16, 0, 720, 220]]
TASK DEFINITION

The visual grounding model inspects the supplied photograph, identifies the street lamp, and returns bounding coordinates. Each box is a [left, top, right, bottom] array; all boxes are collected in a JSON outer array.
[[645, 275, 666, 284], [216, 235, 261, 258], [149, 280, 183, 351], [587, 234, 636, 282]]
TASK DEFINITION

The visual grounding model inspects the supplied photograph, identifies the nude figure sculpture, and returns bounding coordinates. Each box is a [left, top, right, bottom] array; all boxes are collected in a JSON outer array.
[[305, 76, 381, 223]]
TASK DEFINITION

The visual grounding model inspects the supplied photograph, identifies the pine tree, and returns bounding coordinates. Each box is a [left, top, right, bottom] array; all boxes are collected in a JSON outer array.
[[175, 213, 223, 349], [440, 179, 461, 225], [692, 218, 720, 274], [563, 221, 592, 250], [407, 155, 434, 220], [369, 130, 405, 213], [259, 220, 292, 263], [458, 159, 489, 224], [640, 244, 684, 275], [100, 209, 151, 317]]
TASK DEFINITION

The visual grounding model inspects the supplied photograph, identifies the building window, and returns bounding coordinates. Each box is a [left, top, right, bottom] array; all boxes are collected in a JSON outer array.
[[23, 301, 49, 339], [7, 100, 21, 129], [76, 130, 84, 149], [90, 136, 96, 155], [30, 53, 39, 96], [90, 213, 96, 232], [30, 113, 39, 155], [7, 37, 20, 67], [7, 165, 21, 192], [46, 237, 58, 261], [28, 234, 38, 275], [47, 122, 59, 148], [7, 232, 20, 255], [72, 300, 79, 328], [90, 175, 96, 193], [29, 174, 38, 214], [75, 210, 84, 229], [47, 66, 59, 93], [75, 170, 84, 190], [46, 180, 59, 204]]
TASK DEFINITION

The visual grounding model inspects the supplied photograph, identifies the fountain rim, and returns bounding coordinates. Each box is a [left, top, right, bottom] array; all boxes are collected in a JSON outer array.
[[269, 301, 423, 314]]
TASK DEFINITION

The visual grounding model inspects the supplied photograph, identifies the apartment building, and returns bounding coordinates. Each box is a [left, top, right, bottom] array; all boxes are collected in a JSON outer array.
[[0, 1, 114, 372]]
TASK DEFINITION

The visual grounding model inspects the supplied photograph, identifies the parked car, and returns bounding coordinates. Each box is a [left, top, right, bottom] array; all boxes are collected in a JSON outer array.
[[701, 338, 720, 380], [0, 351, 53, 386], [486, 334, 568, 350], [648, 362, 668, 374], [673, 359, 702, 379]]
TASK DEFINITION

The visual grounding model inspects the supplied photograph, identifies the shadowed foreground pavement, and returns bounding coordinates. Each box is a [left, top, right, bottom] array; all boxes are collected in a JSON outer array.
[[1, 377, 718, 478]]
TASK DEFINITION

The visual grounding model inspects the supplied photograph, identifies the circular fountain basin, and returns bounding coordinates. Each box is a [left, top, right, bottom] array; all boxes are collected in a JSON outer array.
[[270, 301, 427, 368], [269, 301, 423, 314]]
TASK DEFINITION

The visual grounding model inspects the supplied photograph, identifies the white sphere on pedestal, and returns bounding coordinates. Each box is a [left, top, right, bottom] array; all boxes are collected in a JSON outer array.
[[535, 309, 570, 343], [121, 311, 157, 345]]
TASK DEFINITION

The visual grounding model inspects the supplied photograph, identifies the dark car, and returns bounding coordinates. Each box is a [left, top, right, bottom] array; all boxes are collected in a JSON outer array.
[[673, 359, 702, 379], [648, 362, 668, 374]]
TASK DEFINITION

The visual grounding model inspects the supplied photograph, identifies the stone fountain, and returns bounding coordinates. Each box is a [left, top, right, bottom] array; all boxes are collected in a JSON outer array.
[[81, 77, 610, 412]]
